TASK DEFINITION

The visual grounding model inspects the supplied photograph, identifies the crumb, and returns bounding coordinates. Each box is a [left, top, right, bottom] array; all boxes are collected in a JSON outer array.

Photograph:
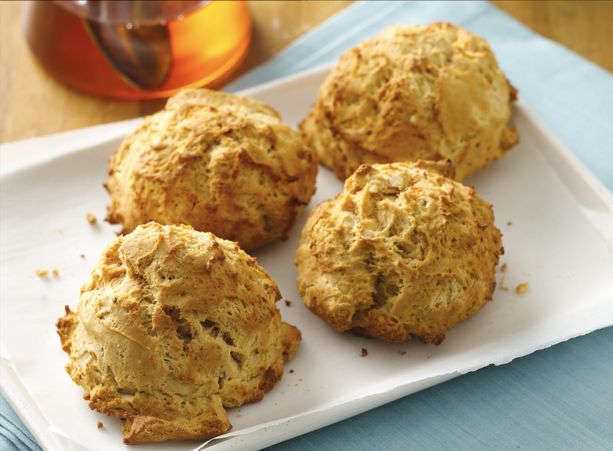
[[86, 212, 97, 224], [80, 254, 86, 259], [515, 282, 529, 295], [501, 263, 507, 273], [51, 268, 60, 277], [285, 300, 292, 307], [97, 421, 103, 429], [507, 221, 512, 226], [360, 348, 368, 357], [289, 369, 294, 374], [35, 268, 49, 277], [399, 351, 407, 356], [499, 274, 509, 292]]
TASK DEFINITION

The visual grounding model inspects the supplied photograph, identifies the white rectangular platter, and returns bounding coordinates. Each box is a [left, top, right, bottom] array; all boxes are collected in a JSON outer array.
[[1, 65, 613, 451]]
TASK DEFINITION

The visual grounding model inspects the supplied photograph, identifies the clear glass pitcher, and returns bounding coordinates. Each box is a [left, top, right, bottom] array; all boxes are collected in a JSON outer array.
[[24, 1, 252, 99]]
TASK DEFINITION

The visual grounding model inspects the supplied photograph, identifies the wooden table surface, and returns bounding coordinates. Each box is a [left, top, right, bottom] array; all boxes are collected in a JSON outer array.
[[1, 0, 611, 143]]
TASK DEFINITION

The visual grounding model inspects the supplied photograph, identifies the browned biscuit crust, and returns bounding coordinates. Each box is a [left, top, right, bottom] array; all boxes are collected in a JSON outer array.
[[295, 161, 502, 344], [106, 89, 318, 250], [57, 223, 300, 444], [301, 23, 518, 181]]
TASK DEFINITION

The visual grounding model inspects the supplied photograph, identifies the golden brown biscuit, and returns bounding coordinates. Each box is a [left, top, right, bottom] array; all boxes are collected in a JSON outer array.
[[106, 88, 318, 250], [301, 22, 518, 181], [295, 161, 502, 344], [57, 223, 301, 444]]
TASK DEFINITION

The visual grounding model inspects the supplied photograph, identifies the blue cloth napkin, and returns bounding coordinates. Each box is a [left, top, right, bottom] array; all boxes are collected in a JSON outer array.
[[2, 1, 612, 449], [0, 396, 41, 451]]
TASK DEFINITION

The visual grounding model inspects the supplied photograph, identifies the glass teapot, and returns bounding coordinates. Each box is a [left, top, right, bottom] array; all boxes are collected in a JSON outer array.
[[24, 1, 251, 99]]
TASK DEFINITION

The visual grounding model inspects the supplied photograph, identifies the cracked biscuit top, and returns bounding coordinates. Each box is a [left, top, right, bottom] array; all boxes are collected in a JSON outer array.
[[106, 88, 318, 250], [295, 161, 502, 344], [301, 22, 518, 181], [57, 222, 300, 444]]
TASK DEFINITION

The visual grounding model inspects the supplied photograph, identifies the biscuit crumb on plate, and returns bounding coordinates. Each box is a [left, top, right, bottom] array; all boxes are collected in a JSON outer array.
[[51, 268, 60, 277], [285, 300, 292, 307], [515, 283, 529, 295], [501, 263, 508, 273], [499, 273, 509, 292], [97, 421, 104, 429], [35, 268, 48, 277], [360, 348, 368, 357], [85, 213, 97, 224]]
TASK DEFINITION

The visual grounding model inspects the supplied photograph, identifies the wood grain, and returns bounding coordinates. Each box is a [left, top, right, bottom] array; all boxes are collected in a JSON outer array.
[[0, 0, 611, 143], [492, 0, 613, 71]]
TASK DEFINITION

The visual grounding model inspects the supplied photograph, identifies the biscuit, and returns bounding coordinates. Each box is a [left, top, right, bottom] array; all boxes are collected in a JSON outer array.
[[57, 223, 301, 444], [295, 161, 502, 344], [106, 89, 318, 250], [301, 23, 518, 181]]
